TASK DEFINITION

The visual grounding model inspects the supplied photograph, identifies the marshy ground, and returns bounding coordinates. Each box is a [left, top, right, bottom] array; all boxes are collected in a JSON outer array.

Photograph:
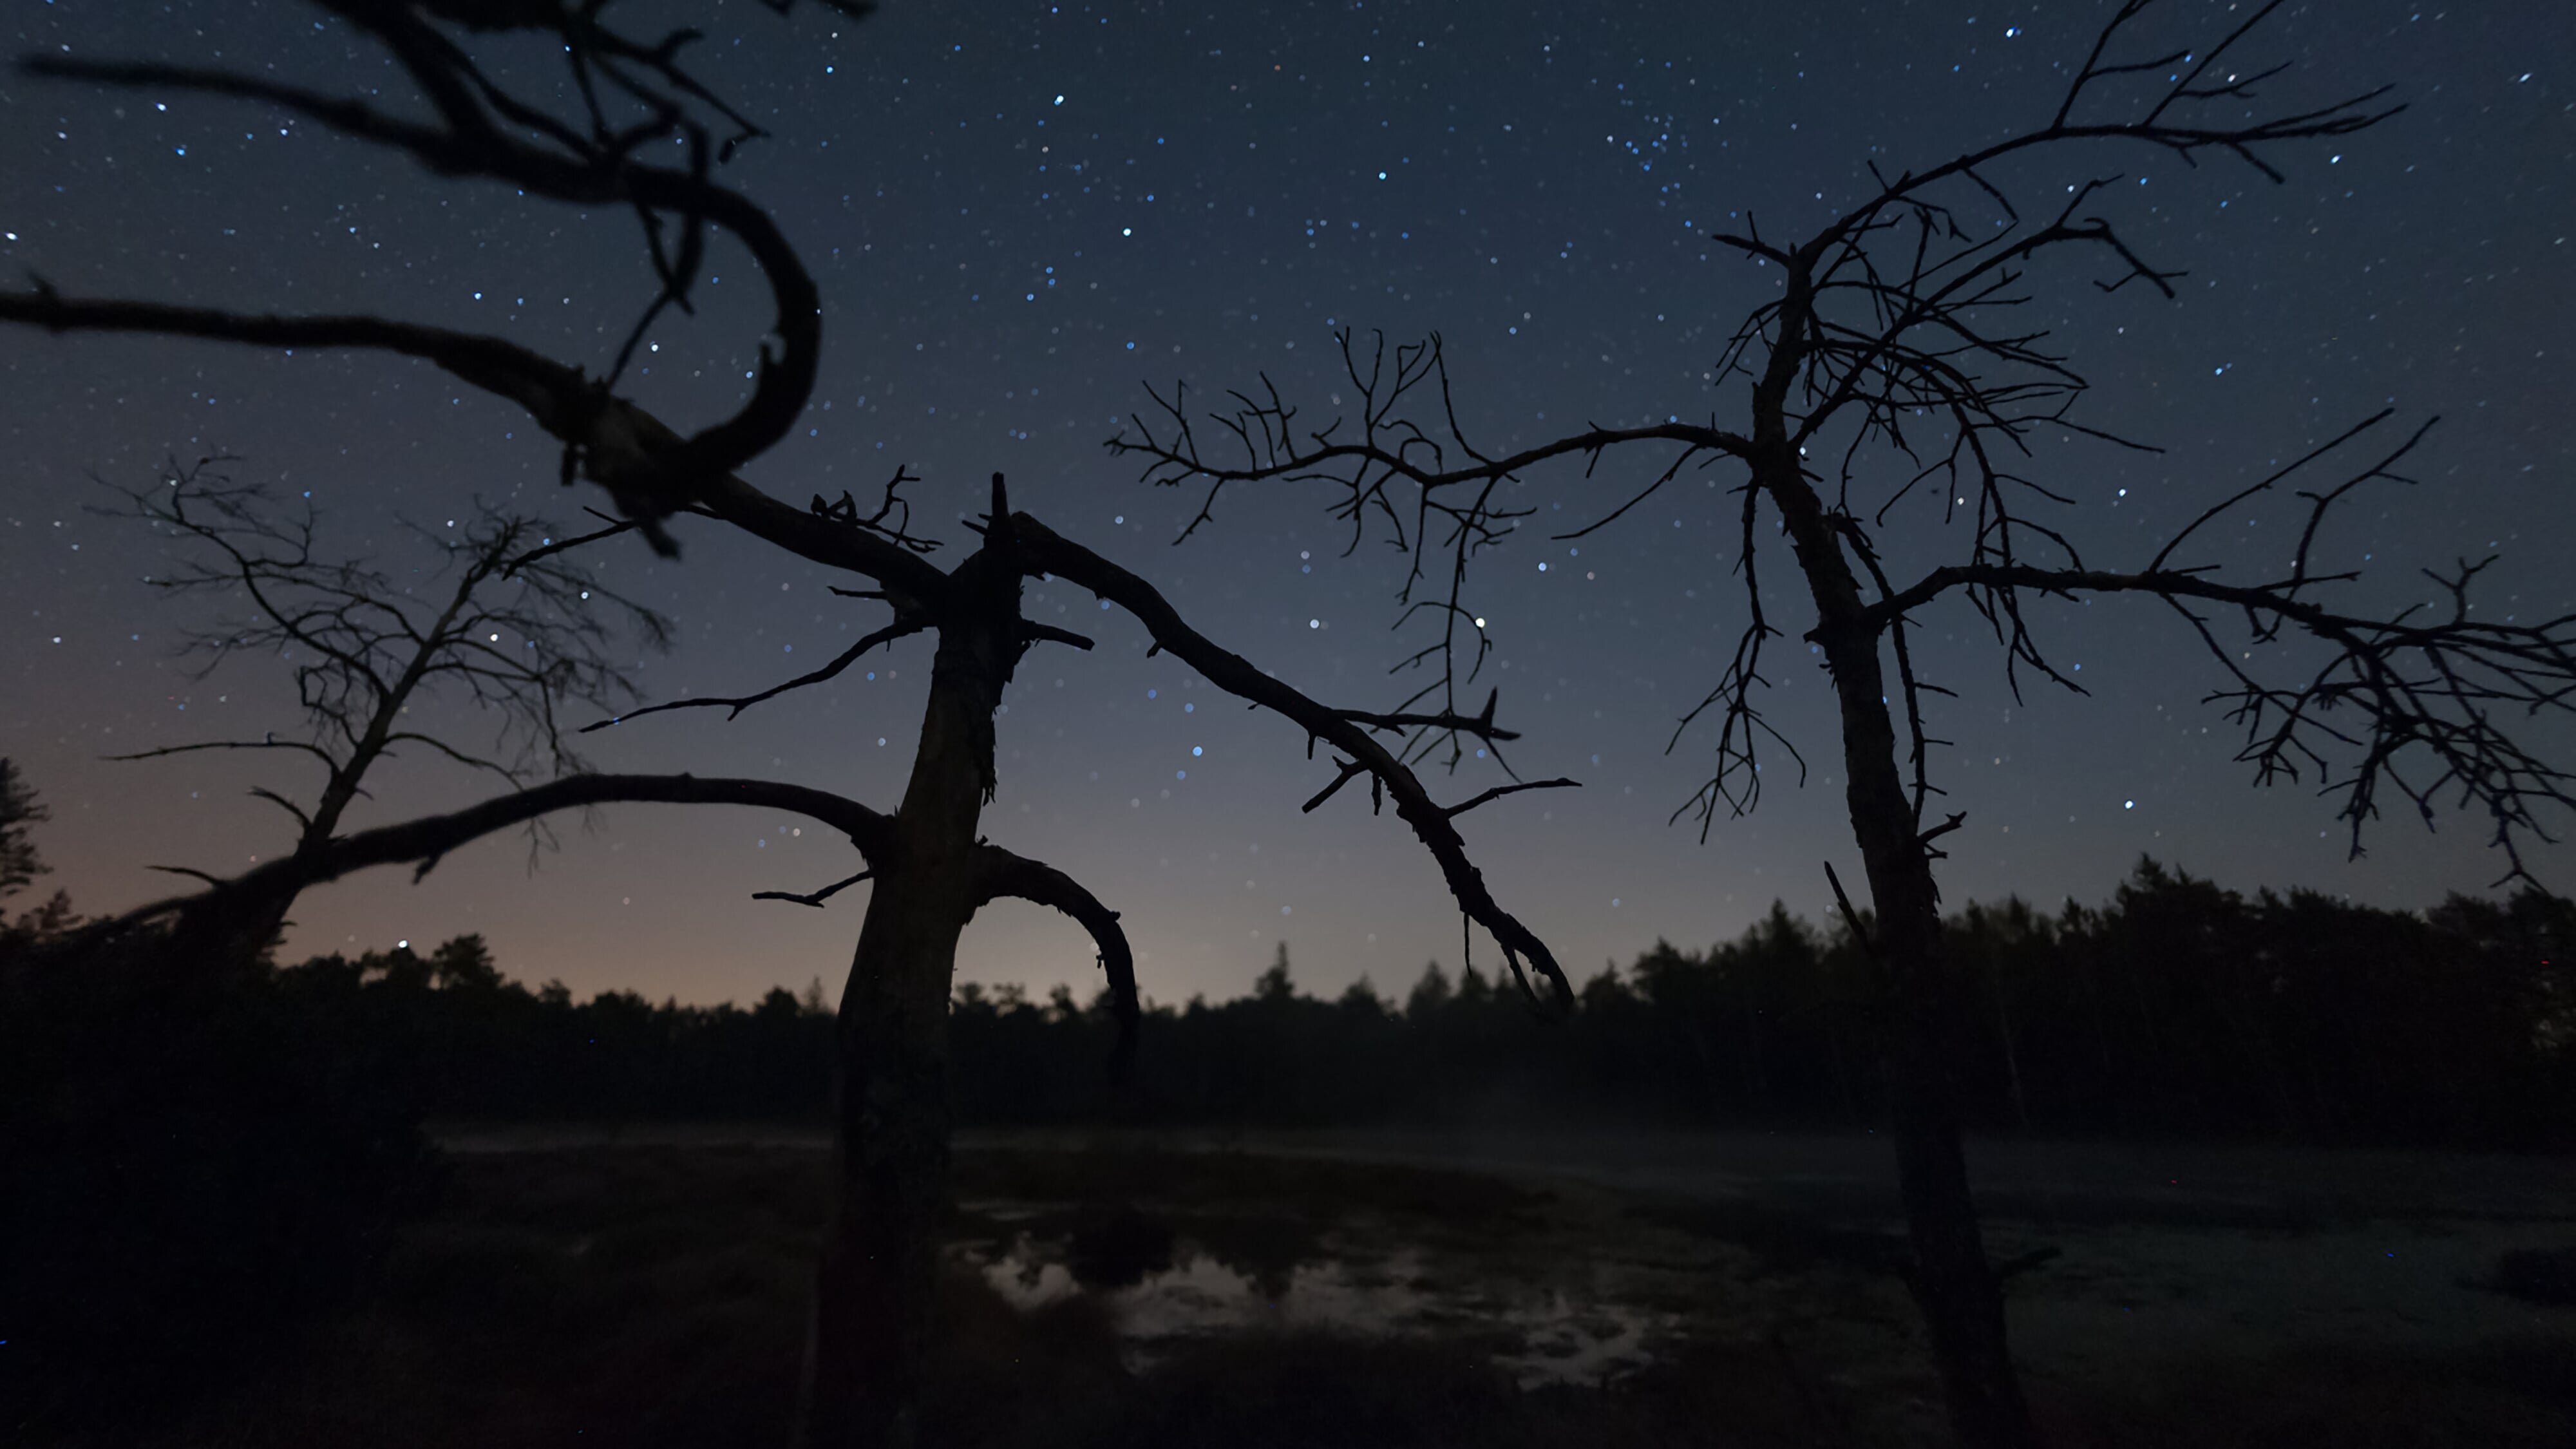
[[90, 1127, 2576, 1447]]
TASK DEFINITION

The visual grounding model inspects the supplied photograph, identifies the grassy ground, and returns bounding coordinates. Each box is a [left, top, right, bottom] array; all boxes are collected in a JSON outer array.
[[55, 1137, 2576, 1448]]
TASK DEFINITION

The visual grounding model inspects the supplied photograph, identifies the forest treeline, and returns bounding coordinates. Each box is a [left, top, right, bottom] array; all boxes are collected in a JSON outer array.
[[6, 851, 2571, 1426], [14, 857, 2567, 1149]]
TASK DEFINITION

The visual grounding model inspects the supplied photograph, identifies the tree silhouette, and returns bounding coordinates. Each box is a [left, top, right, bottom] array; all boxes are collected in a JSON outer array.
[[55, 857, 2555, 1148], [0, 767, 438, 1436], [0, 757, 49, 905], [0, 6, 1572, 1446], [1104, 4, 2576, 1444], [93, 455, 670, 970]]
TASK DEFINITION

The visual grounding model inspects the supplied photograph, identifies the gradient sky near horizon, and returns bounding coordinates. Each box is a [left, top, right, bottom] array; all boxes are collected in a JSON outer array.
[[3, 1, 2570, 1010]]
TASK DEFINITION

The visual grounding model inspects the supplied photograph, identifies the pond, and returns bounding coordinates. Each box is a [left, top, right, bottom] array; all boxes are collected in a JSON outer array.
[[959, 1198, 1677, 1386]]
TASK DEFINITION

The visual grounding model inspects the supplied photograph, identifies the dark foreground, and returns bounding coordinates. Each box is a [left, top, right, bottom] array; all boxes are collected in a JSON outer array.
[[56, 1133, 2576, 1448]]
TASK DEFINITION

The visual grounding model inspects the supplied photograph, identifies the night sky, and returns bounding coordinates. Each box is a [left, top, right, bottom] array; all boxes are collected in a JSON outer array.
[[3, 1, 2570, 1010]]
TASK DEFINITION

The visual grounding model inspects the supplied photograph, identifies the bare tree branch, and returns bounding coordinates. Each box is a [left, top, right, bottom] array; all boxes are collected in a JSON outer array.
[[1865, 558, 2576, 886], [1300, 759, 1370, 815], [1340, 687, 1522, 743], [1108, 334, 1747, 770], [1444, 778, 1580, 819], [971, 841, 1141, 1083], [1010, 514, 1575, 1011], [0, 288, 954, 606], [1108, 6, 2415, 875], [583, 616, 929, 733], [755, 869, 874, 908], [93, 773, 896, 940], [100, 457, 671, 800], [102, 737, 339, 770], [18, 0, 827, 552]]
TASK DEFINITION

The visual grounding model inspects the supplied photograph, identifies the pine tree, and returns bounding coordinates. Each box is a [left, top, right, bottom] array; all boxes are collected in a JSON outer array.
[[0, 757, 50, 900]]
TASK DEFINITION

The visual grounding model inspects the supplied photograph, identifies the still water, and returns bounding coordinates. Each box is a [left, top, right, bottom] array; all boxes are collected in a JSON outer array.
[[958, 1199, 1676, 1386]]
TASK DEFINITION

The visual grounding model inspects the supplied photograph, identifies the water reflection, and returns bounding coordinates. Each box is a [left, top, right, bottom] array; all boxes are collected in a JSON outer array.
[[956, 1207, 1670, 1387]]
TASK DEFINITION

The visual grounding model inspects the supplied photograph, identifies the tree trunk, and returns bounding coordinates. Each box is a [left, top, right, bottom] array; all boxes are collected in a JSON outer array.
[[797, 556, 1021, 1448], [1756, 395, 2035, 1444], [799, 862, 967, 1449], [1823, 649, 2033, 1448]]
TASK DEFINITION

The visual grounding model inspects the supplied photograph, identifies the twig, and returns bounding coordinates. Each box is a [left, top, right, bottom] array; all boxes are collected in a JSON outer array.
[[1443, 777, 1580, 819], [753, 869, 873, 908]]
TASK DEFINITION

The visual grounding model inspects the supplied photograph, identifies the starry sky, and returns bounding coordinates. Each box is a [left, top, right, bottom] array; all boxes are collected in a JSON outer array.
[[3, 1, 2570, 1010]]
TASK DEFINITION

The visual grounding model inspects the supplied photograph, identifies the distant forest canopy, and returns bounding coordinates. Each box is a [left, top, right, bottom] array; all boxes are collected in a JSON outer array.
[[8, 858, 2572, 1147]]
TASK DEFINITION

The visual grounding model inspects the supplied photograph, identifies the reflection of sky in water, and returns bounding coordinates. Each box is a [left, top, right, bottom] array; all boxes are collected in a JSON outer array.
[[966, 1230, 1670, 1387]]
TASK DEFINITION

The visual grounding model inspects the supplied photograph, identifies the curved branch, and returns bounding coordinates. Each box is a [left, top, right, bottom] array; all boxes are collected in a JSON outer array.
[[97, 773, 896, 935], [971, 842, 1141, 1083], [21, 39, 819, 538], [0, 289, 591, 429], [144, 864, 227, 889], [0, 286, 952, 606], [246, 786, 314, 832], [382, 731, 527, 785]]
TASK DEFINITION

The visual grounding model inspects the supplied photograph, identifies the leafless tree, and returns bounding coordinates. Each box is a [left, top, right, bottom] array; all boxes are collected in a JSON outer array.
[[0, 5, 1573, 1446], [94, 455, 670, 969], [1104, 4, 2576, 1444]]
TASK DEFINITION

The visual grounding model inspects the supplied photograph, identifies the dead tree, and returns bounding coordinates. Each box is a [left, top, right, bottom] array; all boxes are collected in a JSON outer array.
[[1103, 5, 2576, 1445], [0, 6, 1573, 1446], [93, 455, 670, 968]]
